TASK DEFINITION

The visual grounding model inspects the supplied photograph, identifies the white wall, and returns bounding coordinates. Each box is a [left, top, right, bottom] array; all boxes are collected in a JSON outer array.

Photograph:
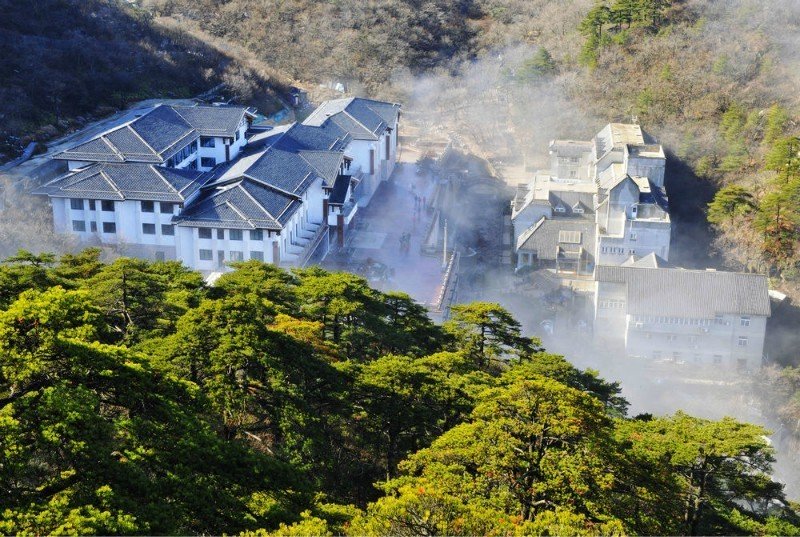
[[625, 155, 666, 188], [58, 197, 181, 259], [596, 219, 670, 264]]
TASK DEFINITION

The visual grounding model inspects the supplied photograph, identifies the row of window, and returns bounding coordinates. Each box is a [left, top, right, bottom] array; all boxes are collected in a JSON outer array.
[[143, 223, 174, 236], [198, 249, 263, 262], [165, 140, 198, 168], [141, 201, 179, 214], [198, 228, 263, 241], [652, 351, 726, 364], [630, 314, 751, 327], [73, 220, 115, 233], [71, 199, 115, 212], [600, 246, 628, 255], [598, 299, 625, 309], [72, 220, 175, 236]]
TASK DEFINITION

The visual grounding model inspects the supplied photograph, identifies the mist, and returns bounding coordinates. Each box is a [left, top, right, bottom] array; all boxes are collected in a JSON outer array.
[[377, 3, 800, 498]]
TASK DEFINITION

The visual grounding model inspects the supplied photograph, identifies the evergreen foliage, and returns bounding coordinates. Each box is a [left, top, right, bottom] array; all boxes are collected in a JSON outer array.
[[0, 251, 797, 535]]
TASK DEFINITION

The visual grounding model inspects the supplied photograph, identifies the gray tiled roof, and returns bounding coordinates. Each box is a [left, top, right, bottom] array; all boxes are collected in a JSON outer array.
[[303, 97, 400, 140], [32, 163, 205, 202], [174, 177, 299, 230], [595, 265, 771, 317], [58, 137, 124, 163], [549, 190, 594, 215], [56, 104, 250, 164], [517, 216, 596, 261], [172, 105, 248, 136]]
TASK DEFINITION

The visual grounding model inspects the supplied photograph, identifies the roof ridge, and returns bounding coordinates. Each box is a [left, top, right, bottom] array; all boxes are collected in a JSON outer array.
[[97, 168, 125, 198], [517, 216, 547, 249], [124, 125, 160, 160], [223, 197, 254, 227], [236, 182, 279, 221], [242, 172, 302, 200], [342, 108, 379, 136], [100, 137, 125, 160], [149, 165, 181, 195]]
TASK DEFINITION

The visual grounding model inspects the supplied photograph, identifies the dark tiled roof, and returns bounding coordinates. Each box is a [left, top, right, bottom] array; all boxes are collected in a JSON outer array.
[[58, 137, 124, 163], [174, 178, 299, 230], [32, 163, 205, 202], [56, 104, 250, 164], [128, 105, 194, 155], [595, 265, 771, 317], [104, 127, 160, 162], [302, 97, 400, 140], [172, 105, 248, 136]]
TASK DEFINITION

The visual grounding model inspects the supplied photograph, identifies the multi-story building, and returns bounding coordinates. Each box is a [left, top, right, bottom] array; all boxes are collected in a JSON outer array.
[[512, 123, 671, 273], [593, 254, 770, 371], [34, 97, 401, 271]]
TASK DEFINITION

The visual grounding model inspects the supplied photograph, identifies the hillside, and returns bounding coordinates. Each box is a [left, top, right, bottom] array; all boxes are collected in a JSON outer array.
[[0, 0, 287, 162], [135, 0, 800, 281], [0, 252, 798, 535]]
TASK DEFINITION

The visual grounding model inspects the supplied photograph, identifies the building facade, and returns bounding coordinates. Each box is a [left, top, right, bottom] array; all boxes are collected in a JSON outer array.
[[512, 123, 670, 274], [593, 256, 770, 371], [35, 98, 401, 271]]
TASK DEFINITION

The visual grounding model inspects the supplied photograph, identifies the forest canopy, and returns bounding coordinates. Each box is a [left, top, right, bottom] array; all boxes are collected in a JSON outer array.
[[0, 251, 798, 535]]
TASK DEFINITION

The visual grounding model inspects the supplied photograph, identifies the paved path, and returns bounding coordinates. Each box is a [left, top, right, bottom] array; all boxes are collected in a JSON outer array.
[[324, 163, 445, 305]]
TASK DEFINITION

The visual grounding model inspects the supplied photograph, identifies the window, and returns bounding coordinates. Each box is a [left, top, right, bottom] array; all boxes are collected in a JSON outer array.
[[738, 336, 748, 347], [88, 200, 96, 211], [250, 229, 263, 241], [161, 224, 174, 236], [166, 140, 197, 167], [230, 250, 244, 261], [142, 223, 156, 235], [90, 221, 97, 232], [713, 355, 723, 364], [160, 202, 174, 214], [235, 129, 241, 141], [70, 199, 84, 210], [200, 157, 217, 168], [629, 233, 637, 241], [198, 228, 212, 239], [186, 159, 198, 170], [217, 229, 225, 240], [740, 316, 751, 327], [230, 229, 243, 241], [250, 250, 264, 261], [554, 206, 566, 213], [569, 170, 577, 178], [141, 201, 155, 213], [667, 334, 677, 342], [200, 137, 216, 148], [101, 200, 114, 212], [199, 249, 213, 261], [569, 157, 580, 164], [72, 220, 86, 232], [102, 222, 116, 234]]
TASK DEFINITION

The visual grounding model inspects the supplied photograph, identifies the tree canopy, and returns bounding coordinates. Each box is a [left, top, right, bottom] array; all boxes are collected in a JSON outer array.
[[0, 250, 797, 535]]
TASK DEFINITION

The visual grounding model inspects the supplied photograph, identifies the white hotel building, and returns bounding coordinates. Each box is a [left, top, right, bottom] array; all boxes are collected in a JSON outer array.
[[34, 98, 400, 271]]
